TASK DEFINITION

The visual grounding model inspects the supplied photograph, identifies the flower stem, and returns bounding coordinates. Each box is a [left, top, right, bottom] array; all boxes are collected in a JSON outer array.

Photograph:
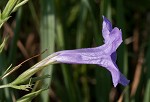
[[0, 84, 11, 89]]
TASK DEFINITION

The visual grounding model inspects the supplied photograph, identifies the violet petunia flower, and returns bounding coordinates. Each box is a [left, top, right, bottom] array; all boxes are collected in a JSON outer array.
[[51, 16, 129, 87]]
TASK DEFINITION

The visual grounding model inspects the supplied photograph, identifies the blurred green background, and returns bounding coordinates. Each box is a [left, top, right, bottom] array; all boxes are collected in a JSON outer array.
[[1, 0, 150, 101]]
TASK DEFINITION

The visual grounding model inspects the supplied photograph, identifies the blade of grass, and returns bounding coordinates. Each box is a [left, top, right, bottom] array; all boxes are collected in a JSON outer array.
[[116, 0, 129, 102], [76, 0, 88, 48], [7, 9, 22, 100], [56, 16, 80, 102], [116, 0, 128, 76], [39, 0, 55, 101], [100, 0, 111, 19], [2, 0, 18, 19], [0, 40, 8, 102], [61, 64, 79, 102], [143, 79, 150, 102], [53, 75, 69, 102], [28, 0, 39, 32], [0, 8, 22, 102], [0, 52, 9, 101], [145, 34, 150, 80], [144, 34, 150, 102], [8, 7, 22, 65], [80, 65, 90, 102]]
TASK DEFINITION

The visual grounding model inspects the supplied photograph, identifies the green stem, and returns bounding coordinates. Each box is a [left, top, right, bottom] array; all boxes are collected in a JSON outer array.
[[10, 54, 56, 85], [0, 84, 12, 89]]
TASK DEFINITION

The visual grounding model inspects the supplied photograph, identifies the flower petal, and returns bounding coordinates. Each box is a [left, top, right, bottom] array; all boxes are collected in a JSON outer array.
[[102, 16, 112, 33], [119, 73, 130, 86], [102, 27, 123, 54], [109, 27, 123, 51], [102, 16, 112, 42], [98, 56, 129, 87], [102, 16, 123, 52], [111, 52, 117, 62], [51, 49, 107, 64]]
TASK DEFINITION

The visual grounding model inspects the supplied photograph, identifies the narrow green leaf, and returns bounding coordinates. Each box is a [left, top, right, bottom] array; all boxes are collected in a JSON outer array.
[[39, 0, 55, 101], [17, 89, 47, 102], [12, 0, 29, 13], [116, 0, 129, 102], [144, 80, 150, 102], [2, 0, 18, 18], [8, 8, 22, 64], [0, 37, 8, 53]]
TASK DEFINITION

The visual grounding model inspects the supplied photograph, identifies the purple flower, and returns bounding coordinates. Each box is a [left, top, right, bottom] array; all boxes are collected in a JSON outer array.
[[51, 16, 129, 87]]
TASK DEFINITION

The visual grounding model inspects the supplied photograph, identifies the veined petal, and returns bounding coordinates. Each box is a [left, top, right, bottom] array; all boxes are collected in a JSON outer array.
[[109, 27, 123, 51], [102, 16, 112, 42], [54, 44, 110, 56], [98, 56, 129, 87], [101, 27, 123, 55], [102, 16, 112, 33], [102, 16, 123, 53], [51, 43, 114, 64], [51, 49, 107, 64]]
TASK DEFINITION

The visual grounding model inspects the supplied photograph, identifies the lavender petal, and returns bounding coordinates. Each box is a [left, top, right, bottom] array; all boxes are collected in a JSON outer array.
[[98, 57, 129, 87], [102, 16, 112, 43]]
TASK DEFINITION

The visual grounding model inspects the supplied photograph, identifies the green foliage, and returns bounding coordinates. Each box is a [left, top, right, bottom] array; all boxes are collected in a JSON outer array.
[[16, 88, 47, 102], [39, 0, 55, 102], [0, 0, 28, 28], [0, 37, 7, 53]]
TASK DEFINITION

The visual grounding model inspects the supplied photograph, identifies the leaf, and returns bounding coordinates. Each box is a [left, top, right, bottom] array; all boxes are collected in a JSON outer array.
[[16, 89, 47, 102]]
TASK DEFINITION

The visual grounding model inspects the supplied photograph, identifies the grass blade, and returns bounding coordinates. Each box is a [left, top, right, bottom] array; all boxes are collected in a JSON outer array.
[[39, 0, 55, 101]]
